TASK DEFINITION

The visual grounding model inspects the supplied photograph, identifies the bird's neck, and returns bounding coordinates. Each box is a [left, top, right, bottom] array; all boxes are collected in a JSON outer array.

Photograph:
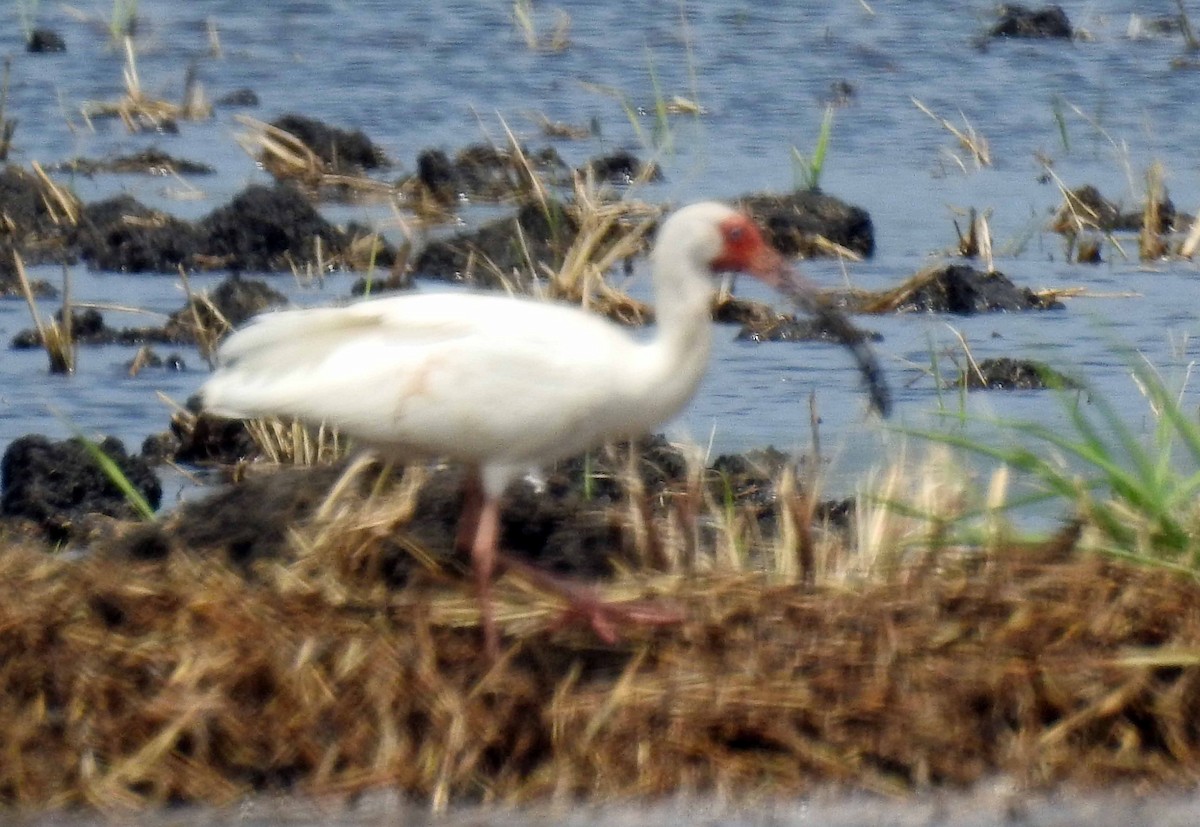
[[636, 257, 716, 422]]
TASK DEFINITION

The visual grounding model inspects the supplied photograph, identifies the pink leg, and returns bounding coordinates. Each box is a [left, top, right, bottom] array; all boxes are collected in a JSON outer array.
[[459, 471, 682, 656], [458, 473, 502, 659], [497, 552, 683, 644]]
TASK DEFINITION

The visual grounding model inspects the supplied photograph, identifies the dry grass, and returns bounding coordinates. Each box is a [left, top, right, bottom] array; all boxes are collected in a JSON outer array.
[[1, 527, 1199, 812], [242, 418, 348, 467], [232, 115, 394, 200], [953, 207, 995, 272], [512, 0, 571, 52], [81, 39, 210, 132], [543, 177, 661, 323], [1140, 161, 1168, 261], [911, 98, 990, 170], [12, 251, 74, 374]]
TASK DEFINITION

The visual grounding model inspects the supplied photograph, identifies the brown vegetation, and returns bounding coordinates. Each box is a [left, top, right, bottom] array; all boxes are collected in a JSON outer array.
[[1, 526, 1198, 811]]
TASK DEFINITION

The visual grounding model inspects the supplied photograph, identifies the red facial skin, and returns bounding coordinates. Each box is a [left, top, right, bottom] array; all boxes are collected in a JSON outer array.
[[711, 213, 789, 287]]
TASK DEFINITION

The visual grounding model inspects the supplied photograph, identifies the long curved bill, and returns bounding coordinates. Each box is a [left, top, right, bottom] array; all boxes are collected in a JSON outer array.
[[747, 249, 892, 419]]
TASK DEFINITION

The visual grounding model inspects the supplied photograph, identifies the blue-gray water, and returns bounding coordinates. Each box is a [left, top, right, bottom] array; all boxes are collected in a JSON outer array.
[[2, 1, 1198, 507]]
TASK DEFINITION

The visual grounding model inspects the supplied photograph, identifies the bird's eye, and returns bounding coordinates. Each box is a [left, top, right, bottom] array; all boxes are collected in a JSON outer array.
[[726, 226, 745, 243]]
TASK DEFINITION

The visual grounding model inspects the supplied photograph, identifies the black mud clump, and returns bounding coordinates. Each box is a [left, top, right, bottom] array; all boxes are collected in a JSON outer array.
[[150, 462, 622, 582], [197, 183, 360, 272], [4, 169, 392, 276], [163, 465, 346, 566], [0, 165, 77, 265], [413, 144, 567, 203], [581, 151, 662, 185], [878, 265, 1062, 314], [169, 411, 259, 466], [217, 88, 260, 108], [271, 114, 390, 172], [735, 312, 882, 344], [740, 190, 875, 258], [75, 195, 205, 272], [145, 435, 823, 581], [414, 198, 579, 286], [990, 4, 1072, 38], [161, 274, 287, 344], [398, 468, 624, 581], [714, 295, 882, 345], [123, 347, 186, 374], [956, 357, 1082, 391], [10, 307, 113, 349], [0, 435, 161, 544]]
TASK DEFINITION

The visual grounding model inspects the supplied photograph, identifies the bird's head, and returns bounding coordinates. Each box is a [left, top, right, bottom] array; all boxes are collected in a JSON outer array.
[[656, 201, 790, 288], [655, 200, 892, 418]]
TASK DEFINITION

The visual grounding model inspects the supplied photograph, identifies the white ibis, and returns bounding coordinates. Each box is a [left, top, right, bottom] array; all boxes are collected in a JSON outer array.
[[201, 201, 888, 657]]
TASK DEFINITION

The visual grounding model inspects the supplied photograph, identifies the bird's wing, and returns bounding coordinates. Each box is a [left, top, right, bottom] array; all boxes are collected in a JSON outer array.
[[202, 292, 649, 463]]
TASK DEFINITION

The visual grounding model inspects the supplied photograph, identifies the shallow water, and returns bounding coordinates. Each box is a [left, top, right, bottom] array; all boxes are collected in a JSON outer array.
[[2, 1, 1199, 508]]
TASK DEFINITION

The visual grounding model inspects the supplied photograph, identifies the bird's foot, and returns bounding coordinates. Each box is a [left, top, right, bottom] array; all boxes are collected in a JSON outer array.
[[552, 595, 684, 645], [498, 552, 683, 645]]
